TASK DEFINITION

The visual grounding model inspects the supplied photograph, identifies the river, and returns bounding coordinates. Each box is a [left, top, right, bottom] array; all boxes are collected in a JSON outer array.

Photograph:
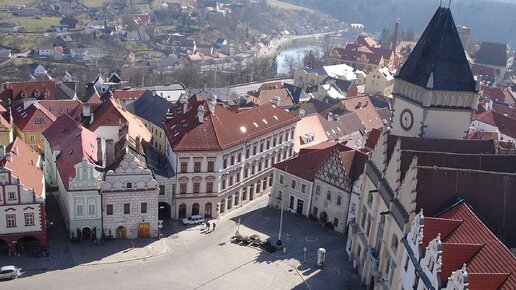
[[276, 43, 324, 75]]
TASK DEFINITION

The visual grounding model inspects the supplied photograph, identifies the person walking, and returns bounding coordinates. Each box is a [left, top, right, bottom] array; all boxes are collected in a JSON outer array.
[[205, 221, 210, 231], [129, 242, 135, 249], [212, 222, 216, 231]]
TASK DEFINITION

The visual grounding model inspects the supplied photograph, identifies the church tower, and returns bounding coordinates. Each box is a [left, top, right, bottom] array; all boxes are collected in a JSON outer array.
[[391, 7, 479, 139]]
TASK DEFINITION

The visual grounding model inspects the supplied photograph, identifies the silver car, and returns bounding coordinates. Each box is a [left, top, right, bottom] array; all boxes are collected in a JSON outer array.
[[0, 265, 19, 280]]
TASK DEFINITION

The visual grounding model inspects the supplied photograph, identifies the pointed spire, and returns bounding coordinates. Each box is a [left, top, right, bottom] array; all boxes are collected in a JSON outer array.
[[396, 7, 476, 92]]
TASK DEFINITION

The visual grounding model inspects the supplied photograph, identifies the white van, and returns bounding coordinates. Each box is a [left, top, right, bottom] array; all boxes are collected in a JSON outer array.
[[182, 215, 205, 225]]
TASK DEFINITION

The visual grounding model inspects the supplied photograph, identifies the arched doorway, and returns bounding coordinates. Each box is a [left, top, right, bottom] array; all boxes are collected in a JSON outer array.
[[116, 226, 127, 238], [0, 239, 8, 255], [16, 236, 39, 254], [82, 227, 92, 241], [204, 202, 212, 218], [320, 211, 328, 223], [159, 202, 171, 220], [192, 203, 200, 216], [178, 203, 186, 218]]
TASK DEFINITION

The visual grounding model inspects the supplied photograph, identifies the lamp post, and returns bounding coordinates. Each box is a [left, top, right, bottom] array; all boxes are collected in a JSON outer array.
[[276, 166, 287, 247]]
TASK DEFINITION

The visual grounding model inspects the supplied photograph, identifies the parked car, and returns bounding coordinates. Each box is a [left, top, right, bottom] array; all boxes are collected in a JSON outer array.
[[182, 215, 205, 225], [0, 266, 19, 280]]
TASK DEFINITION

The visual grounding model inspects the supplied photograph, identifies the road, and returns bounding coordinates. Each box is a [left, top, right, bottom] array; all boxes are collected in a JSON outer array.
[[5, 196, 362, 290], [228, 78, 294, 96]]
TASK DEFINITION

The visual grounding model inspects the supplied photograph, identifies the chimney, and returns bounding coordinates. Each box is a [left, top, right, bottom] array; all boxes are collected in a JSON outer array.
[[105, 139, 115, 167], [135, 136, 142, 153], [82, 103, 91, 118], [392, 19, 400, 58], [197, 105, 206, 123], [271, 96, 281, 107], [298, 109, 306, 118], [355, 101, 362, 109], [484, 99, 493, 111], [208, 95, 217, 114], [96, 137, 106, 166], [327, 112, 334, 121], [0, 145, 4, 158]]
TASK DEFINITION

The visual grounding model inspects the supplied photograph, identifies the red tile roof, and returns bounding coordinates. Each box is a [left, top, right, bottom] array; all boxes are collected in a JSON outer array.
[[247, 88, 293, 107], [438, 202, 516, 290], [11, 102, 57, 132], [3, 138, 44, 198], [165, 94, 300, 151], [38, 99, 82, 118], [467, 273, 511, 290], [0, 80, 56, 102], [322, 96, 384, 131], [258, 81, 283, 91], [440, 243, 484, 284], [43, 115, 99, 191], [492, 103, 516, 119], [474, 110, 516, 138], [298, 141, 339, 155], [339, 148, 368, 182], [112, 90, 146, 101], [88, 99, 151, 143], [422, 217, 462, 248], [481, 85, 514, 104]]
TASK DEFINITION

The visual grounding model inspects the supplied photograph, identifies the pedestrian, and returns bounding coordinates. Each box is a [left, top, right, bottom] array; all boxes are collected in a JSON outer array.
[[205, 221, 210, 231], [213, 222, 216, 231], [129, 241, 134, 249]]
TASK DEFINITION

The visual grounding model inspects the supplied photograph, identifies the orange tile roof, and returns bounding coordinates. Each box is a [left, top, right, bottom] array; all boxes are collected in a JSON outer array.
[[3, 138, 44, 198], [248, 88, 293, 107], [274, 145, 334, 182], [88, 98, 151, 143], [440, 243, 484, 285], [474, 110, 516, 138], [422, 217, 462, 248], [112, 90, 146, 101], [0, 80, 57, 102], [467, 273, 511, 290], [38, 99, 82, 118], [322, 96, 384, 131], [437, 202, 516, 290], [165, 94, 299, 151]]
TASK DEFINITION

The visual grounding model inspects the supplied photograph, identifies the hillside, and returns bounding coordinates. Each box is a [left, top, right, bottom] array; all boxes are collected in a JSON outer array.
[[282, 0, 516, 47]]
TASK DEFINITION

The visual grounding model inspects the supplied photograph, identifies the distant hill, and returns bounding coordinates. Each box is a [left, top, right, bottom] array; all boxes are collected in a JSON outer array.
[[283, 0, 516, 48]]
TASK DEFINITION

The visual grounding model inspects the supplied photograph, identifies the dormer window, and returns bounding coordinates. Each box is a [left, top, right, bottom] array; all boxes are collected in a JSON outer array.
[[34, 91, 40, 98], [21, 91, 26, 98]]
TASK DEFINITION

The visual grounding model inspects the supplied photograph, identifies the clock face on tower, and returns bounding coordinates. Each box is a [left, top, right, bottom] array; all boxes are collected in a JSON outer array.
[[400, 109, 414, 131]]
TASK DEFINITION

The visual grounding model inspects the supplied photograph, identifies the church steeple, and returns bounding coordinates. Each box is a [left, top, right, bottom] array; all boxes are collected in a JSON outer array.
[[391, 7, 480, 140], [397, 7, 476, 92]]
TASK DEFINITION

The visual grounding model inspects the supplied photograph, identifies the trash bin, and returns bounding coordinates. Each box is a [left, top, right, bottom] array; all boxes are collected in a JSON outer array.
[[317, 248, 326, 267]]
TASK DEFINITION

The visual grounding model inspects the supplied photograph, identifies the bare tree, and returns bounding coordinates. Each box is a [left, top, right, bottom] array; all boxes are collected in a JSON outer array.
[[282, 55, 301, 76]]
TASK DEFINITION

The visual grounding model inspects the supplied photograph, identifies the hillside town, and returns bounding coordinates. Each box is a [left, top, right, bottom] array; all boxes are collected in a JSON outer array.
[[0, 2, 515, 290]]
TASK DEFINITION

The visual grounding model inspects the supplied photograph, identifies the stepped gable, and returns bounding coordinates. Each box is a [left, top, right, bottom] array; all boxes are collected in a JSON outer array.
[[396, 7, 476, 92]]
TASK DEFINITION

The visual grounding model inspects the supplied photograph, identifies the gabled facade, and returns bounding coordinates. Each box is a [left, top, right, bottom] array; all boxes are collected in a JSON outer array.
[[310, 146, 367, 233], [100, 152, 159, 239], [0, 138, 46, 255], [365, 67, 394, 97], [11, 101, 57, 153], [43, 115, 102, 241]]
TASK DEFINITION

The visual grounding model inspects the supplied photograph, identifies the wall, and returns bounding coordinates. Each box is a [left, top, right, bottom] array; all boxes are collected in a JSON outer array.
[[94, 126, 121, 143], [311, 178, 351, 233], [424, 109, 471, 139], [270, 168, 313, 217]]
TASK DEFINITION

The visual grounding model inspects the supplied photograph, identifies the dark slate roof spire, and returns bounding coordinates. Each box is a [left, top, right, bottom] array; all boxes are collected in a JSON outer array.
[[396, 7, 476, 92]]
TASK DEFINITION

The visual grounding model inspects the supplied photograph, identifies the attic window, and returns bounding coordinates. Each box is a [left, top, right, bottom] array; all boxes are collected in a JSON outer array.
[[35, 118, 45, 124], [240, 126, 247, 133], [253, 122, 258, 128], [16, 106, 22, 112], [273, 115, 278, 120]]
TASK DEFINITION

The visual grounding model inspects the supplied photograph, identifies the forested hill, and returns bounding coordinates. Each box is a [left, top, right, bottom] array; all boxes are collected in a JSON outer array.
[[283, 0, 516, 47]]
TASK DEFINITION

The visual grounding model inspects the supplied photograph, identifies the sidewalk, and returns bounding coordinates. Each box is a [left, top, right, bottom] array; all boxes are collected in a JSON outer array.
[[68, 238, 167, 266]]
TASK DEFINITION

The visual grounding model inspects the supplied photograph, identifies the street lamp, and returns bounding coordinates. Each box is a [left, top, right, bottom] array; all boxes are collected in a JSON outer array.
[[276, 166, 288, 247], [158, 220, 163, 239]]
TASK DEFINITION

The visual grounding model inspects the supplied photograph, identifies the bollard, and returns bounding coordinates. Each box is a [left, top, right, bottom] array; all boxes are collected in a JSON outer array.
[[283, 247, 287, 254]]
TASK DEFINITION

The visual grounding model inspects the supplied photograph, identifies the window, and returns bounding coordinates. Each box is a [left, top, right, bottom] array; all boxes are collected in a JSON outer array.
[[206, 182, 213, 193], [229, 176, 234, 186], [124, 203, 130, 214], [404, 256, 409, 272], [326, 190, 332, 201], [77, 204, 83, 216], [159, 185, 165, 195], [127, 182, 132, 189], [351, 203, 356, 213], [269, 175, 273, 186], [246, 148, 250, 159], [367, 191, 373, 207], [251, 165, 256, 175], [244, 168, 249, 178], [313, 206, 318, 216], [193, 182, 200, 193], [279, 175, 284, 184], [258, 162, 262, 172], [366, 216, 372, 236], [236, 172, 240, 183], [107, 204, 113, 215], [243, 188, 248, 200], [391, 234, 399, 254], [6, 214, 16, 227], [291, 180, 297, 189], [141, 203, 147, 213], [231, 155, 235, 165], [273, 137, 277, 146], [30, 135, 36, 142], [260, 143, 264, 152], [333, 217, 339, 228], [361, 206, 367, 228], [301, 184, 306, 193], [336, 195, 342, 206], [277, 190, 283, 199], [180, 183, 187, 194], [279, 134, 283, 144], [8, 192, 16, 200], [256, 181, 261, 193], [180, 162, 188, 173], [194, 162, 201, 173], [289, 196, 294, 209], [315, 185, 321, 195], [238, 153, 242, 162], [253, 145, 257, 155], [265, 159, 269, 168], [266, 139, 270, 149], [207, 161, 214, 172], [88, 204, 95, 215], [222, 179, 227, 190], [24, 213, 34, 226], [223, 158, 228, 169]]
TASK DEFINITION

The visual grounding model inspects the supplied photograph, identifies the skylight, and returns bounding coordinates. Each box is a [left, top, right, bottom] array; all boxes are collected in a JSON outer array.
[[253, 122, 258, 127], [273, 115, 278, 120], [262, 119, 268, 124], [240, 126, 247, 133]]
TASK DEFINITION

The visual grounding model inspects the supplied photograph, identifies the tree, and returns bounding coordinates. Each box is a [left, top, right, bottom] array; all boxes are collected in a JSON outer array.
[[380, 28, 391, 49], [60, 17, 78, 28], [302, 49, 325, 69], [270, 56, 278, 77], [282, 55, 301, 76]]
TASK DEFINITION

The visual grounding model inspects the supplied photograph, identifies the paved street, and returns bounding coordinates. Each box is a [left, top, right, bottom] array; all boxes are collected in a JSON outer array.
[[3, 195, 362, 289]]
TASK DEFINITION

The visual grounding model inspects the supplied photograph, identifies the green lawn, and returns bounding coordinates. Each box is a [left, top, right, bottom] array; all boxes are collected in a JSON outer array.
[[0, 0, 34, 7], [266, 0, 315, 12], [16, 16, 61, 32], [78, 0, 106, 8]]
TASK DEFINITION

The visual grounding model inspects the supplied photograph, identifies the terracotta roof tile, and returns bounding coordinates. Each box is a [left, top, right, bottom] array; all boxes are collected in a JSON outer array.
[[3, 138, 44, 198], [467, 273, 511, 290], [11, 102, 57, 132], [248, 88, 293, 107], [438, 202, 516, 290], [440, 243, 484, 285], [0, 80, 57, 102], [38, 99, 82, 118], [322, 96, 384, 131], [422, 217, 462, 248], [43, 115, 99, 191], [274, 146, 334, 182], [112, 89, 146, 101], [165, 94, 299, 151], [474, 110, 516, 138]]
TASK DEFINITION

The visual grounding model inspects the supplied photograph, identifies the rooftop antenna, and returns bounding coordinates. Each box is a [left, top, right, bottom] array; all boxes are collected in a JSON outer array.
[[439, 0, 442, 7], [448, 0, 452, 8]]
